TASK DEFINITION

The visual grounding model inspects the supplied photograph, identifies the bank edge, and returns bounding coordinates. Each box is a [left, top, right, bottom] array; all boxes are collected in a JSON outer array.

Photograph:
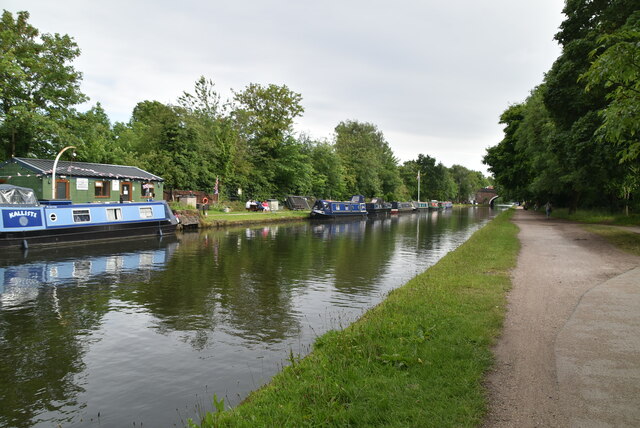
[[189, 208, 519, 427]]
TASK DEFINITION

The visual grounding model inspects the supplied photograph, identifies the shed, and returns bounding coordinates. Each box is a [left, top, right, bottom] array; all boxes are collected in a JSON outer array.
[[0, 157, 165, 203]]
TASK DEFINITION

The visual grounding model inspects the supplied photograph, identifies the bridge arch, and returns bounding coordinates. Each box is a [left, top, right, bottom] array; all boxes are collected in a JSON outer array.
[[489, 195, 500, 207]]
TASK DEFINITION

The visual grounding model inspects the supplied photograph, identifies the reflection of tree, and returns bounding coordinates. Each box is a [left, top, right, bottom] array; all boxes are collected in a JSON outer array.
[[328, 219, 397, 293], [0, 280, 111, 427], [122, 219, 399, 350]]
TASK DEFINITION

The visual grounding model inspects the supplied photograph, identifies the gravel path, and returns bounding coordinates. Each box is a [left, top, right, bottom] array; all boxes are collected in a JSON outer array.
[[483, 209, 640, 427]]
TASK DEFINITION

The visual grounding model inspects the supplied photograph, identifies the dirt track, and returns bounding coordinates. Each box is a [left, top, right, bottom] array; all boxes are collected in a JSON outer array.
[[483, 209, 640, 427]]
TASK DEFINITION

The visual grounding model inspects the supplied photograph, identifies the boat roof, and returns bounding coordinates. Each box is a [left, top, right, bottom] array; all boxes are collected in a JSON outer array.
[[4, 158, 164, 182]]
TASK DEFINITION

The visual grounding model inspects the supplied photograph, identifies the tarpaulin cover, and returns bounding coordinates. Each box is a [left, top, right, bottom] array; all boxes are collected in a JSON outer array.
[[0, 185, 39, 205]]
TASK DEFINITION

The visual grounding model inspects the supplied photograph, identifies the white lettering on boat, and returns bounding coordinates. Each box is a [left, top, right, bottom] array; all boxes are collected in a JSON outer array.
[[8, 210, 39, 219]]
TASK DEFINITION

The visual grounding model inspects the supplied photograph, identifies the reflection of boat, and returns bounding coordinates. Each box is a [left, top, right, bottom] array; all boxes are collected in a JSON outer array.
[[390, 201, 414, 214], [310, 195, 367, 219], [311, 218, 367, 238], [365, 197, 392, 215], [0, 184, 178, 249], [0, 237, 178, 306]]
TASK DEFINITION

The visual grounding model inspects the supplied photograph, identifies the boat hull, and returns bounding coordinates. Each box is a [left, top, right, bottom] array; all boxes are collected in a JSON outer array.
[[310, 211, 367, 220], [1, 201, 178, 249]]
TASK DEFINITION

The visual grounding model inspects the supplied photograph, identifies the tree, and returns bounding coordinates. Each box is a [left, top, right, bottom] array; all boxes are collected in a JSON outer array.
[[581, 12, 640, 162], [334, 120, 402, 200], [231, 83, 305, 198], [0, 10, 86, 160], [302, 137, 348, 199], [449, 164, 489, 203], [178, 76, 243, 198], [67, 103, 128, 164]]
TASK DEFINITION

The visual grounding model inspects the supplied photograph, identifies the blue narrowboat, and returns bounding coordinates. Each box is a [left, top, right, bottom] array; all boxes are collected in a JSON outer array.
[[0, 184, 178, 249], [310, 195, 368, 219]]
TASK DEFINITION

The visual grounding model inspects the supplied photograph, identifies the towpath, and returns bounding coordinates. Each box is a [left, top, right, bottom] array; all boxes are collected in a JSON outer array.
[[483, 208, 640, 427]]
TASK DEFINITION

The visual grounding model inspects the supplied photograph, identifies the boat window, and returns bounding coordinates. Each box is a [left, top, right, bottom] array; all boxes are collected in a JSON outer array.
[[106, 207, 122, 221], [333, 204, 339, 211], [73, 209, 91, 223], [139, 207, 153, 219]]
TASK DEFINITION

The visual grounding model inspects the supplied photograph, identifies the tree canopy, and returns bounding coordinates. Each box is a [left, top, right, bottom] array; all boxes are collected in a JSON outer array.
[[484, 0, 640, 213], [0, 10, 86, 160]]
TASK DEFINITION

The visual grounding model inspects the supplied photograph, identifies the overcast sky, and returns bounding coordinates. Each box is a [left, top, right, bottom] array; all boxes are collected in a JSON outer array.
[[4, 0, 565, 174]]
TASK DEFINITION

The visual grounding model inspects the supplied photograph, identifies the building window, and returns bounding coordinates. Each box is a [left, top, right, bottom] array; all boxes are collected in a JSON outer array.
[[141, 182, 155, 197], [72, 209, 91, 223], [106, 207, 122, 221], [95, 181, 110, 198], [139, 207, 153, 219]]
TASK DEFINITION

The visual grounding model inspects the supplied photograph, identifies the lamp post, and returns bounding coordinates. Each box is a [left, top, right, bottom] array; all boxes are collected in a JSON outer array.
[[51, 146, 76, 200]]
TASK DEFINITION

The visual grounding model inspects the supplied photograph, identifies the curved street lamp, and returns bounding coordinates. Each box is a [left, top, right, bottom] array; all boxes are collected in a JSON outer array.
[[51, 146, 76, 200]]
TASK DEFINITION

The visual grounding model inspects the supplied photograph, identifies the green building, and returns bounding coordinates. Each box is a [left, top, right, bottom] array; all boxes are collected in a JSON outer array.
[[0, 157, 165, 203]]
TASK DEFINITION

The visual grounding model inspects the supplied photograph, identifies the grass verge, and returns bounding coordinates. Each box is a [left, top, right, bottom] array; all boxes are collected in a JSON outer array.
[[583, 225, 640, 256], [551, 208, 640, 226], [188, 209, 519, 427]]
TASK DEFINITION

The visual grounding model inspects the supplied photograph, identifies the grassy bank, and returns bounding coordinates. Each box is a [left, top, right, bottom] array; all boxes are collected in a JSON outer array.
[[546, 208, 640, 256], [189, 209, 519, 427], [551, 207, 640, 226], [200, 210, 309, 227], [582, 225, 640, 257]]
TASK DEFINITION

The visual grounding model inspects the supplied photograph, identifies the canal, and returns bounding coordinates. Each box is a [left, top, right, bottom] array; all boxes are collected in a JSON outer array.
[[0, 207, 498, 427]]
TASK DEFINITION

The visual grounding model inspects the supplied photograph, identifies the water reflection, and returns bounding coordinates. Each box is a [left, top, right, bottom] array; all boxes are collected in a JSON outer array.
[[0, 208, 498, 427], [0, 237, 178, 428]]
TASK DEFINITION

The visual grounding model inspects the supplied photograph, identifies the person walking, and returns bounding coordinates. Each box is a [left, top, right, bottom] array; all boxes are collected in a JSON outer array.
[[545, 201, 552, 218]]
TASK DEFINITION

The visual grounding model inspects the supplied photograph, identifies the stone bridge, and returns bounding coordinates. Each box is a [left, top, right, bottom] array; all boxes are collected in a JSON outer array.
[[475, 187, 500, 206]]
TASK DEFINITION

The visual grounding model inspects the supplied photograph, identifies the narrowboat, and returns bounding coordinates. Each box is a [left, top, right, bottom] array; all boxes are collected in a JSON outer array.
[[442, 201, 453, 209], [310, 195, 368, 219], [0, 184, 178, 249], [428, 200, 441, 210], [412, 201, 429, 210], [365, 197, 392, 215], [391, 201, 415, 214]]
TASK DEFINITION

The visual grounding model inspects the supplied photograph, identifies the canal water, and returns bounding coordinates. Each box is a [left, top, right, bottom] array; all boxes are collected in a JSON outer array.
[[0, 207, 498, 427]]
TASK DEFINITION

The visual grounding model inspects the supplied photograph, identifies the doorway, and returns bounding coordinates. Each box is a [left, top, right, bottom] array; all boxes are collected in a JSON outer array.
[[120, 181, 132, 202]]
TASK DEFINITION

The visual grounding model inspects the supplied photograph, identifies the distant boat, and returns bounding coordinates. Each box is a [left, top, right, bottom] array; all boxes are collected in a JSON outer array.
[[428, 200, 441, 210], [391, 201, 414, 214], [366, 198, 392, 215], [0, 184, 178, 249], [310, 195, 368, 219], [412, 201, 429, 211], [442, 201, 453, 209]]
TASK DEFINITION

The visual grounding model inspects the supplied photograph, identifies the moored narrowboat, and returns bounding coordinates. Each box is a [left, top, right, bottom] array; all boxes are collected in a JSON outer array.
[[365, 197, 392, 215], [0, 184, 178, 249], [310, 195, 368, 219], [412, 201, 429, 210], [428, 200, 441, 210], [391, 201, 414, 214]]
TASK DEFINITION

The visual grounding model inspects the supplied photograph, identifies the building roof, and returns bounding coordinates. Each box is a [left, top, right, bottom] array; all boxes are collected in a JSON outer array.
[[5, 158, 164, 182]]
